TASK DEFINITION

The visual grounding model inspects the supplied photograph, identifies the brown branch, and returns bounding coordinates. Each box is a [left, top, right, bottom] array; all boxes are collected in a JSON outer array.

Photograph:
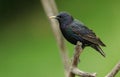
[[68, 41, 96, 77], [72, 41, 82, 67], [41, 0, 70, 76], [71, 67, 96, 77], [68, 41, 82, 77], [105, 61, 120, 77]]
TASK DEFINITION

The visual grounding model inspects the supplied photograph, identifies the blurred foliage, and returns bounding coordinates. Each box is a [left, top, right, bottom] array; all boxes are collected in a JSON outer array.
[[0, 0, 120, 77]]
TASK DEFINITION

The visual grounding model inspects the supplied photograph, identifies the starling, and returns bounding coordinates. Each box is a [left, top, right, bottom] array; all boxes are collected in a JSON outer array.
[[50, 12, 106, 57]]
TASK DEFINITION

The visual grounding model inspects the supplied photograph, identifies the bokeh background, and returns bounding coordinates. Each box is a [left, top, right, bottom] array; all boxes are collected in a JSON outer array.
[[0, 0, 120, 77]]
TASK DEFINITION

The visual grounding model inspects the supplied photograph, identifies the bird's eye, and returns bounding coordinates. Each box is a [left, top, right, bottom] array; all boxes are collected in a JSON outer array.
[[58, 16, 62, 18]]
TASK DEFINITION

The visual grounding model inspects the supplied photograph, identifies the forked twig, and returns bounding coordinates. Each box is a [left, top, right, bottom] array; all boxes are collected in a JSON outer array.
[[68, 41, 96, 77]]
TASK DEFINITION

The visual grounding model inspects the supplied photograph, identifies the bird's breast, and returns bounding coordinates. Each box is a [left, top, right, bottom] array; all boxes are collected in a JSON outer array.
[[60, 25, 78, 45]]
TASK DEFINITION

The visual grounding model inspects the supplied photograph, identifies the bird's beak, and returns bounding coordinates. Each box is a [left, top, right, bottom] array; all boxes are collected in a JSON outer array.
[[49, 16, 56, 19]]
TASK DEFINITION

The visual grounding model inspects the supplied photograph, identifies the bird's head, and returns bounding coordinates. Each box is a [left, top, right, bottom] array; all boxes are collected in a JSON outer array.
[[50, 12, 73, 25]]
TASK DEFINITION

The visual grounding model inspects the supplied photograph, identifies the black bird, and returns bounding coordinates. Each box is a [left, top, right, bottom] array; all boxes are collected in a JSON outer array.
[[50, 12, 106, 57]]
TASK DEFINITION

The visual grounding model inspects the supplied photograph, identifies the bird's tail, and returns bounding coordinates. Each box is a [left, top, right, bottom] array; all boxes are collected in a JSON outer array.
[[91, 44, 106, 57]]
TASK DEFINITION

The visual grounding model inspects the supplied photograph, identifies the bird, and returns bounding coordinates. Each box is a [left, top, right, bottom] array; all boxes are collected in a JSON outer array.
[[50, 12, 106, 57]]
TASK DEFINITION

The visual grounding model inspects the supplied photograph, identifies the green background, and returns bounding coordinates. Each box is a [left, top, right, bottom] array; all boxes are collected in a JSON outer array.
[[0, 0, 120, 77]]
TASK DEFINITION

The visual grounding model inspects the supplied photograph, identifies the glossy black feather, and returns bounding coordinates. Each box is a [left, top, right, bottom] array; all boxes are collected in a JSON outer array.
[[55, 12, 106, 57]]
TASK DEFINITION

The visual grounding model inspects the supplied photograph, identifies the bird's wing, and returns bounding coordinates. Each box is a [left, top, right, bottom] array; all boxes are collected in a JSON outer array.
[[70, 20, 106, 46]]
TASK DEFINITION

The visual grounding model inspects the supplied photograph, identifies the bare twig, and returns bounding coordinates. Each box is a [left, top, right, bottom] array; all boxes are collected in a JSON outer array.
[[106, 61, 120, 77], [41, 0, 70, 76], [68, 41, 82, 77], [71, 67, 96, 77], [72, 41, 82, 67], [68, 41, 96, 77]]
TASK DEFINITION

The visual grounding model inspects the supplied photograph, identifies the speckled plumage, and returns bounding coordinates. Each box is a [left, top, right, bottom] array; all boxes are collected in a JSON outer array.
[[55, 12, 106, 57]]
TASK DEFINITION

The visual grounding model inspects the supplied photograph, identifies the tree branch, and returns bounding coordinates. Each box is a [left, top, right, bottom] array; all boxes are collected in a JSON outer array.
[[71, 67, 96, 77], [68, 41, 82, 77], [41, 0, 70, 76], [106, 61, 120, 77], [68, 41, 96, 77]]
